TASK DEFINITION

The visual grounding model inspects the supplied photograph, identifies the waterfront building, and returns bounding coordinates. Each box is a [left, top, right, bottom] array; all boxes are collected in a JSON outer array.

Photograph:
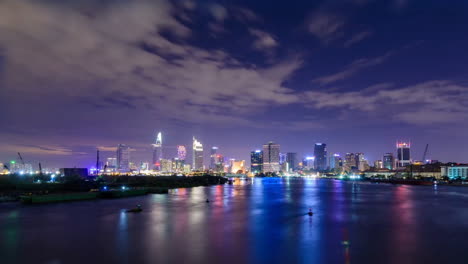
[[210, 147, 218, 169], [152, 132, 163, 170], [262, 142, 280, 173], [160, 159, 173, 173], [314, 143, 328, 171], [441, 165, 468, 180], [344, 153, 357, 172], [374, 160, 383, 169], [383, 153, 394, 170], [177, 145, 187, 161], [106, 157, 117, 172], [303, 157, 315, 170], [331, 154, 343, 173], [229, 159, 245, 174], [279, 153, 287, 165], [116, 144, 130, 172], [397, 141, 411, 167], [183, 164, 191, 173], [250, 150, 263, 174], [192, 137, 204, 171], [356, 153, 368, 171], [286, 152, 297, 172], [172, 158, 185, 172]]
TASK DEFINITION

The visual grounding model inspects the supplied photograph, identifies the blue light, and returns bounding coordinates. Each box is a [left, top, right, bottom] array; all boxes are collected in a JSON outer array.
[[121, 186, 126, 190], [103, 186, 108, 190]]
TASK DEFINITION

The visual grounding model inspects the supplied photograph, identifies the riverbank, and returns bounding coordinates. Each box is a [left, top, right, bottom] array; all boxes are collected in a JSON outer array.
[[0, 175, 228, 203]]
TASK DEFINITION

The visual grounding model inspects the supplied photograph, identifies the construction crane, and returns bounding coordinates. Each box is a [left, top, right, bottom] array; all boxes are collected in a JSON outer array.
[[422, 144, 429, 163], [17, 152, 25, 166]]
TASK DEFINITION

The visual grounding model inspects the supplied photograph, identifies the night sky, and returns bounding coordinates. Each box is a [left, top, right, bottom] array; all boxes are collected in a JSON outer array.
[[1, 0, 468, 168]]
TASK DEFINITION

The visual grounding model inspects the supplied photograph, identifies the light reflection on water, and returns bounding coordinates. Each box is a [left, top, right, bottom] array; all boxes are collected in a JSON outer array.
[[1, 178, 468, 264]]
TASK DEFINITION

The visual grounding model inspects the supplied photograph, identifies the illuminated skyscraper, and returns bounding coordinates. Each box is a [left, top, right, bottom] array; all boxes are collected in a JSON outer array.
[[177, 145, 187, 161], [262, 142, 280, 173], [229, 159, 245, 174], [344, 153, 357, 172], [152, 132, 162, 170], [192, 137, 204, 171], [383, 153, 394, 170], [116, 144, 130, 172], [250, 150, 263, 174], [210, 147, 218, 169], [286, 152, 297, 172], [396, 142, 411, 167], [314, 143, 327, 171]]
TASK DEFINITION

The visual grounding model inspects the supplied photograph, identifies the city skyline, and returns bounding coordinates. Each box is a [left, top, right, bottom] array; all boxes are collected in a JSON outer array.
[[2, 0, 468, 167]]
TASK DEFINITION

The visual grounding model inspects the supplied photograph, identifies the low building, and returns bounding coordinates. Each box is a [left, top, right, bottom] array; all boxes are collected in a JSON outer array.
[[441, 164, 468, 180], [60, 168, 89, 178]]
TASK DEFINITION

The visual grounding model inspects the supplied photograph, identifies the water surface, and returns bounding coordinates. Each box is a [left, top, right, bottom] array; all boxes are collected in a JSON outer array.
[[1, 178, 468, 264]]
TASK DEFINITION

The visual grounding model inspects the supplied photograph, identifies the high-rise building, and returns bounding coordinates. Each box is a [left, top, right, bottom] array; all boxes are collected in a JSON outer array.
[[331, 154, 343, 173], [303, 157, 315, 170], [177, 145, 187, 161], [160, 159, 173, 173], [344, 153, 357, 172], [286, 152, 297, 172], [116, 144, 130, 172], [314, 143, 328, 171], [383, 153, 394, 170], [262, 142, 280, 173], [192, 137, 204, 171], [356, 153, 367, 171], [250, 150, 263, 174], [210, 147, 218, 169], [374, 160, 383, 169], [172, 158, 185, 172], [152, 132, 163, 170], [397, 142, 411, 167]]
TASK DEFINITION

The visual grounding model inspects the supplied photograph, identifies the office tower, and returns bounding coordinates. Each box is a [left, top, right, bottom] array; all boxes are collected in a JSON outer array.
[[383, 153, 394, 170], [152, 132, 163, 170], [210, 147, 218, 169], [106, 157, 117, 172], [116, 144, 130, 172], [396, 142, 411, 167], [344, 153, 357, 172], [374, 160, 383, 169], [192, 137, 204, 171], [331, 154, 343, 172], [314, 143, 328, 171], [262, 142, 280, 173], [356, 153, 367, 171], [286, 152, 297, 172], [177, 145, 187, 161], [303, 157, 315, 170], [160, 159, 173, 173], [279, 153, 287, 164], [250, 150, 263, 174], [172, 158, 185, 172]]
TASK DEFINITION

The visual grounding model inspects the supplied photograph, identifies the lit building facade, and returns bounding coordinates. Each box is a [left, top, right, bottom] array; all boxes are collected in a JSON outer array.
[[262, 142, 280, 173], [116, 144, 130, 172], [286, 152, 297, 172], [374, 160, 383, 169], [314, 143, 327, 171], [250, 150, 263, 174], [383, 153, 394, 170], [177, 145, 187, 161], [397, 142, 411, 167], [229, 159, 245, 174], [192, 137, 204, 171], [210, 147, 218, 169], [152, 132, 163, 170]]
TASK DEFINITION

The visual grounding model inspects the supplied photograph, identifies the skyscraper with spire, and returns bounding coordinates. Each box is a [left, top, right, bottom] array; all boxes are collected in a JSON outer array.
[[152, 132, 162, 170]]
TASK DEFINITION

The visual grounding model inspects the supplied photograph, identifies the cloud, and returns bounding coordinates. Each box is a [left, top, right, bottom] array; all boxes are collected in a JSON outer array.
[[314, 51, 394, 84], [0, 0, 302, 132], [3, 144, 84, 156], [304, 80, 468, 125], [97, 146, 117, 152], [307, 11, 345, 43], [209, 4, 228, 22], [344, 31, 373, 47], [248, 28, 278, 50]]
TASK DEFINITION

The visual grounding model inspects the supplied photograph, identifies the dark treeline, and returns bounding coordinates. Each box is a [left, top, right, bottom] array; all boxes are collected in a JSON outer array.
[[0, 174, 228, 199]]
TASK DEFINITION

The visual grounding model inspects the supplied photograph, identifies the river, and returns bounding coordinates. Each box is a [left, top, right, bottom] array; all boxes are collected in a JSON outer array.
[[1, 178, 468, 264]]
